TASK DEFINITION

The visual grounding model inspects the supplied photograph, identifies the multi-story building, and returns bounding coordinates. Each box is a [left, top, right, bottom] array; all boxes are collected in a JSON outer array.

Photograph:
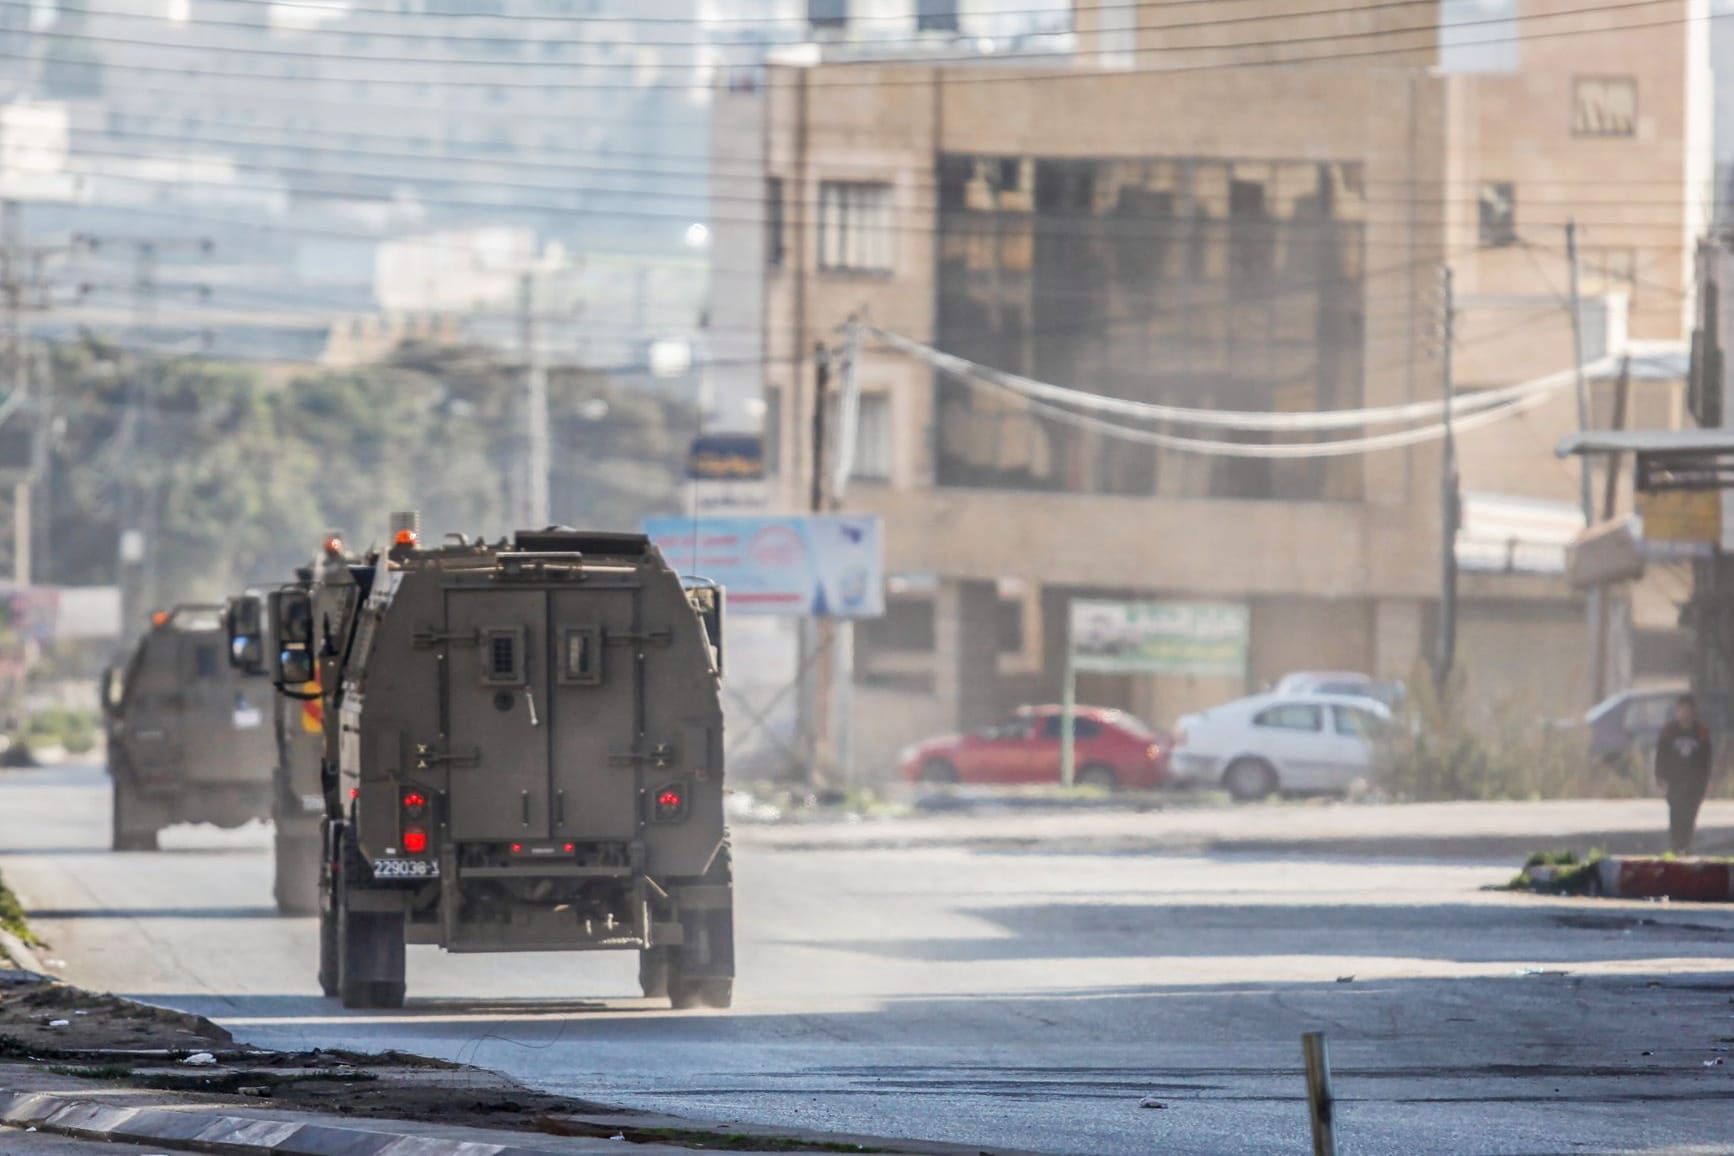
[[713, 0, 1715, 774]]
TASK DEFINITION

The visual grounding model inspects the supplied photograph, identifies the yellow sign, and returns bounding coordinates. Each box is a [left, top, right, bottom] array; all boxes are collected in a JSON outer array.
[[1639, 490, 1721, 544]]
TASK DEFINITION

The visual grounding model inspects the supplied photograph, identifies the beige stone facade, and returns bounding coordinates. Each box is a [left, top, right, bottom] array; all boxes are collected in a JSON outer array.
[[712, 1, 1712, 778]]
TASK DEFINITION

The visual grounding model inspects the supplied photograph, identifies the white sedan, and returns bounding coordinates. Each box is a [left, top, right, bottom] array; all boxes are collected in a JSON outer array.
[[1169, 692, 1392, 801]]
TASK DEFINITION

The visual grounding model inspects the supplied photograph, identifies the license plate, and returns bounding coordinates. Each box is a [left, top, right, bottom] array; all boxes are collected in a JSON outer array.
[[372, 858, 439, 879]]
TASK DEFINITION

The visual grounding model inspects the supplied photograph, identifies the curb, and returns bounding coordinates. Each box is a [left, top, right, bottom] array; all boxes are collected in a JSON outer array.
[[1594, 857, 1734, 901], [0, 1088, 682, 1154], [0, 928, 48, 976]]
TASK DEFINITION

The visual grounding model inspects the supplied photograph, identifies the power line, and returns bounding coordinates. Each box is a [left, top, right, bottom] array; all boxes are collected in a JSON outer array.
[[4, 0, 1709, 94], [46, 123, 1731, 211]]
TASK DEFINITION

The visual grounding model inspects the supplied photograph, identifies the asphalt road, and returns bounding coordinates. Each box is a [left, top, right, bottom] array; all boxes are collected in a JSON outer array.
[[4, 764, 1734, 1155]]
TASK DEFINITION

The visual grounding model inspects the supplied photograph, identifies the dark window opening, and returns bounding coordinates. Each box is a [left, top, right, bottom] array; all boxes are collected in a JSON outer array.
[[491, 636, 515, 677], [481, 628, 525, 685], [808, 0, 847, 30], [766, 177, 786, 267], [917, 0, 959, 32], [1479, 182, 1517, 247], [561, 626, 603, 685], [194, 645, 219, 679]]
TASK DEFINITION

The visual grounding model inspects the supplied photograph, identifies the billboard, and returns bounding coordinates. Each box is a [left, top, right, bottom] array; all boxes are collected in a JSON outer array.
[[643, 514, 885, 618], [1069, 599, 1248, 678]]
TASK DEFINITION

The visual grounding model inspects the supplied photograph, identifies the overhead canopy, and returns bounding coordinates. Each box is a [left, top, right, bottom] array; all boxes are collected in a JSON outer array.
[[1557, 428, 1734, 458]]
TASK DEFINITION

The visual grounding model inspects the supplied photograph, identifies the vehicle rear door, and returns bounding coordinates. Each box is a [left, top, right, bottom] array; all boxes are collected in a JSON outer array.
[[1249, 701, 1331, 788], [1324, 705, 1379, 789], [444, 589, 552, 841], [547, 585, 642, 840]]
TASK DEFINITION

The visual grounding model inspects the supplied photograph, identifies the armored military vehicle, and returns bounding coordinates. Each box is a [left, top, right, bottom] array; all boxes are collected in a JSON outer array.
[[241, 524, 733, 1010], [228, 572, 327, 915], [101, 604, 277, 851]]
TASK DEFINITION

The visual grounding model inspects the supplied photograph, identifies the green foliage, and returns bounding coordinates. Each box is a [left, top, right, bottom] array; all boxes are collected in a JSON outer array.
[[1509, 848, 1606, 893], [1379, 661, 1643, 801], [40, 338, 692, 605], [23, 708, 97, 755]]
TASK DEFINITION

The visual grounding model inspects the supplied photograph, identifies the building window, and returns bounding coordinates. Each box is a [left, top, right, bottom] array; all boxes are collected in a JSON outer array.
[[852, 393, 891, 480], [1439, 0, 1518, 74], [1573, 76, 1637, 138], [808, 0, 847, 30], [766, 177, 786, 267], [763, 385, 782, 475], [819, 181, 894, 273], [1096, 0, 1135, 69], [1478, 181, 1517, 247], [917, 0, 958, 33]]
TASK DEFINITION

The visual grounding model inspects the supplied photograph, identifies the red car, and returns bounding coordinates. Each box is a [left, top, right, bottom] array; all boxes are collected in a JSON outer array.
[[898, 705, 1170, 791]]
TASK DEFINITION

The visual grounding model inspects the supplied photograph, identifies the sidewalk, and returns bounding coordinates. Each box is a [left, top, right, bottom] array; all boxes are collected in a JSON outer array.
[[734, 797, 1734, 860]]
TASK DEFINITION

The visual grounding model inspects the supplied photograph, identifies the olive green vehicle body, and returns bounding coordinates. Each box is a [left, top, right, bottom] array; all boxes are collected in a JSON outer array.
[[229, 576, 326, 914], [102, 605, 277, 852], [254, 528, 733, 1009]]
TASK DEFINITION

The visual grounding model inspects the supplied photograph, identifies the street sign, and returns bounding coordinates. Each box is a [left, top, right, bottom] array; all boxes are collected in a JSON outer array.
[[1068, 599, 1249, 678], [643, 514, 885, 618], [1639, 489, 1721, 545]]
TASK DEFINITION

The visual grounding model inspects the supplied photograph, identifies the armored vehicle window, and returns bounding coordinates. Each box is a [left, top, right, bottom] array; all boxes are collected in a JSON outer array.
[[560, 626, 603, 686], [481, 627, 526, 685], [193, 644, 220, 679]]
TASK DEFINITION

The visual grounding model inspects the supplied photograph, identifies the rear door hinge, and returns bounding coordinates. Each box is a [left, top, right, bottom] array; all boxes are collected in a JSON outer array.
[[415, 744, 481, 770], [608, 742, 676, 769], [604, 628, 672, 648], [414, 628, 479, 649]]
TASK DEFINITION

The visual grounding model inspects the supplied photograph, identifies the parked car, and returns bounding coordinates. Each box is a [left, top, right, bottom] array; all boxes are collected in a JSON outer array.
[[1570, 686, 1734, 767], [1169, 693, 1392, 801], [898, 705, 1169, 791], [1273, 671, 1406, 709]]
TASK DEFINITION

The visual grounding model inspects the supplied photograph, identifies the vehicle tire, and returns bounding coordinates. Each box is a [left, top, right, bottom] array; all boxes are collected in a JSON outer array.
[[110, 778, 159, 852], [274, 828, 322, 916], [334, 826, 405, 1010], [918, 758, 959, 785], [669, 844, 734, 1011], [1223, 758, 1279, 803], [317, 828, 339, 998], [1076, 763, 1119, 792], [639, 948, 671, 1000]]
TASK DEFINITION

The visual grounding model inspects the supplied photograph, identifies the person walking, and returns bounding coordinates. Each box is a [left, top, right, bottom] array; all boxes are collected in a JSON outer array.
[[1655, 694, 1713, 854]]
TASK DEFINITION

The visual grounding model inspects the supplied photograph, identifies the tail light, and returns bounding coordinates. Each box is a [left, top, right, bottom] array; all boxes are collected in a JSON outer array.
[[401, 789, 430, 854], [652, 783, 687, 822], [1146, 743, 1162, 761]]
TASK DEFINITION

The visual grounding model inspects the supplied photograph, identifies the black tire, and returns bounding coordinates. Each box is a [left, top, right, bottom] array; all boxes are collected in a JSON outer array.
[[1076, 763, 1119, 792], [274, 828, 322, 916], [669, 843, 734, 1010], [334, 826, 405, 1010], [110, 778, 159, 852], [1223, 758, 1279, 803], [639, 948, 671, 1000], [918, 758, 960, 785]]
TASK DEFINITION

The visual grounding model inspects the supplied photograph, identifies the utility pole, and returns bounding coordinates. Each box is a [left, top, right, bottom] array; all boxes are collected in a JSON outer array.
[[1437, 264, 1459, 692], [1566, 219, 1605, 706], [1591, 355, 1632, 702], [513, 271, 550, 529], [807, 340, 832, 786], [1, 200, 26, 587]]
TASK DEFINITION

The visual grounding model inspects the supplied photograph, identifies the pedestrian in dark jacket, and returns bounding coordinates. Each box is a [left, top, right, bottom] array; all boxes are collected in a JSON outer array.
[[1655, 695, 1713, 854]]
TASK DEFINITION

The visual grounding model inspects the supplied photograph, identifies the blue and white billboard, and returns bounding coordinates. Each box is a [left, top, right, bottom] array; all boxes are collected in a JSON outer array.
[[643, 515, 885, 618]]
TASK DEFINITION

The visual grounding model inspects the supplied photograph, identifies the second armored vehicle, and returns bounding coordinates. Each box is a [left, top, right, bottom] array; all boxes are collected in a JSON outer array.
[[102, 604, 276, 851]]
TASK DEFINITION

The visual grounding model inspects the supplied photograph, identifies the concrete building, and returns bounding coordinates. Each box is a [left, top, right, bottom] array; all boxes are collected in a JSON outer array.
[[712, 0, 1716, 776]]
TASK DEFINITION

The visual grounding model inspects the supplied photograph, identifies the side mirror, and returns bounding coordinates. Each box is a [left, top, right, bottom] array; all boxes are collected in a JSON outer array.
[[99, 666, 122, 716], [280, 648, 315, 686], [225, 594, 267, 676]]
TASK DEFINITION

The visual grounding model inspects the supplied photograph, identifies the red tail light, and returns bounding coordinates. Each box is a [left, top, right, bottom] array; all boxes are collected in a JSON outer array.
[[653, 785, 687, 822], [562, 842, 576, 853], [402, 826, 428, 854]]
